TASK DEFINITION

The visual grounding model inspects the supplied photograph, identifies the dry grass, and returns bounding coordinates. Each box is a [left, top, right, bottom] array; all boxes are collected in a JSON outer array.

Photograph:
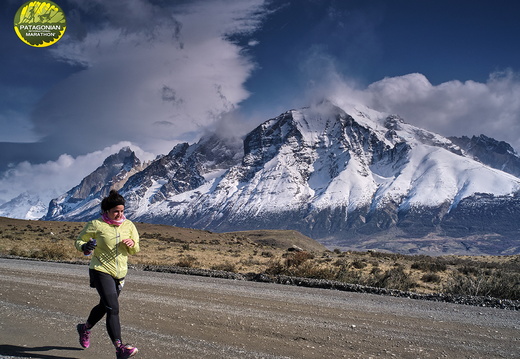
[[1, 217, 519, 300]]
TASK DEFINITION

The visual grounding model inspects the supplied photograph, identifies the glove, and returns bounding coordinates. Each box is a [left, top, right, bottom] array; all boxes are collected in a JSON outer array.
[[82, 239, 97, 252]]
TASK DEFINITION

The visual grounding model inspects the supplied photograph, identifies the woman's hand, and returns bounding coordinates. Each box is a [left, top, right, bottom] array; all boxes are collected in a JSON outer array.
[[122, 238, 135, 247]]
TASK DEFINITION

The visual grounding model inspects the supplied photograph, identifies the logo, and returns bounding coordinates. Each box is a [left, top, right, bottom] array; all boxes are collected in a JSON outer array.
[[14, 1, 66, 47]]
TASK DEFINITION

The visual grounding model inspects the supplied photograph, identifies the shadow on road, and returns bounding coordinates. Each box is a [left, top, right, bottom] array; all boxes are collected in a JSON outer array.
[[0, 345, 83, 359]]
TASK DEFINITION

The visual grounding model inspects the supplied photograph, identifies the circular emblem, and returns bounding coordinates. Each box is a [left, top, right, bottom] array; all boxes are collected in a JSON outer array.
[[14, 1, 67, 47]]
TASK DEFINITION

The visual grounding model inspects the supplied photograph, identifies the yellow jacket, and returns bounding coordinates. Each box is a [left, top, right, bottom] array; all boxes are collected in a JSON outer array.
[[75, 218, 140, 279]]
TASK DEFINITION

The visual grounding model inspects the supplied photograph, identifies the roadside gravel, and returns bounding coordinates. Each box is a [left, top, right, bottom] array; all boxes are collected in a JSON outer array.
[[0, 258, 519, 358]]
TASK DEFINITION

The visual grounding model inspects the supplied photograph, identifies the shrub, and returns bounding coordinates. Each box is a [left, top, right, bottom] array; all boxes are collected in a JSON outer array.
[[35, 243, 69, 260], [265, 259, 285, 275], [369, 267, 416, 291], [335, 267, 363, 284], [264, 257, 336, 280], [351, 259, 367, 269], [457, 265, 480, 276], [370, 267, 382, 275], [288, 261, 336, 280], [333, 258, 348, 266], [421, 273, 441, 283], [239, 256, 261, 266], [176, 255, 198, 268], [9, 245, 26, 257], [285, 251, 314, 267], [443, 270, 520, 300], [411, 260, 447, 272]]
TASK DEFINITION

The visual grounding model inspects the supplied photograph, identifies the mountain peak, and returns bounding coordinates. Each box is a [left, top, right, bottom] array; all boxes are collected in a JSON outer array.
[[43, 147, 145, 220]]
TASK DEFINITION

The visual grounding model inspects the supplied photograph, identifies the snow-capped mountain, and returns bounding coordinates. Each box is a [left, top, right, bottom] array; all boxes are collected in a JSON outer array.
[[121, 133, 243, 219], [0, 192, 47, 220], [42, 101, 520, 254], [43, 147, 145, 220]]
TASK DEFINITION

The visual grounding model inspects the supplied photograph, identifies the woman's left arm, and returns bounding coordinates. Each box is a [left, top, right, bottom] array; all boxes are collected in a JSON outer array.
[[123, 222, 140, 254]]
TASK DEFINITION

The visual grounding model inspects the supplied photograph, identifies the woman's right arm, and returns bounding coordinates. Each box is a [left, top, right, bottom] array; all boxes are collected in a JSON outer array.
[[75, 221, 96, 252]]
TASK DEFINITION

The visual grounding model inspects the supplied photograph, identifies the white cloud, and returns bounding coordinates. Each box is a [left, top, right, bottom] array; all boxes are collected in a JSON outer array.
[[305, 66, 520, 153], [32, 0, 267, 156], [363, 71, 520, 151]]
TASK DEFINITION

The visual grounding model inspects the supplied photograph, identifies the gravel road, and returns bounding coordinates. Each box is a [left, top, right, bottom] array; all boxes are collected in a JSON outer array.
[[0, 257, 518, 359]]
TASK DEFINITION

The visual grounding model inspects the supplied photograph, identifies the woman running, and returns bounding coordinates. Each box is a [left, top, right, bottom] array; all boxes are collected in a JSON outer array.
[[75, 189, 140, 358]]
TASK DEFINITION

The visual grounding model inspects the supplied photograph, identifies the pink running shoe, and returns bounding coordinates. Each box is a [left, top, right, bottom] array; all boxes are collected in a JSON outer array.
[[116, 343, 138, 358], [76, 323, 91, 349]]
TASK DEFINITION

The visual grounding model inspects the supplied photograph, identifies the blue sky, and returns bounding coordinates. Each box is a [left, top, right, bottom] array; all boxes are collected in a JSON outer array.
[[1, 0, 520, 205]]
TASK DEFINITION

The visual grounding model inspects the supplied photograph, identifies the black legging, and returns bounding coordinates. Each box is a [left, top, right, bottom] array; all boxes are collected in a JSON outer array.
[[87, 269, 124, 342]]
